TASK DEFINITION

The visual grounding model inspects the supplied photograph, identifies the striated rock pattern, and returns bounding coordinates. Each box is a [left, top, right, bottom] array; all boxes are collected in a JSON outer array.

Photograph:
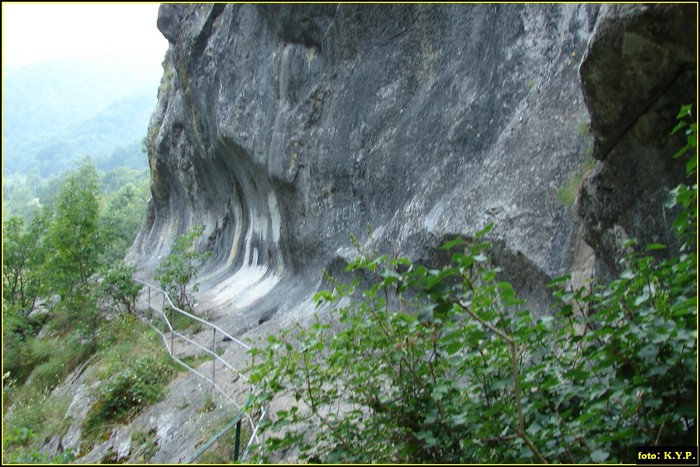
[[129, 3, 695, 326]]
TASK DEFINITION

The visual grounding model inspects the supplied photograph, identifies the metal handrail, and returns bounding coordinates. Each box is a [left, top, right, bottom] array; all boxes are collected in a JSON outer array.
[[135, 278, 267, 462], [136, 279, 250, 349]]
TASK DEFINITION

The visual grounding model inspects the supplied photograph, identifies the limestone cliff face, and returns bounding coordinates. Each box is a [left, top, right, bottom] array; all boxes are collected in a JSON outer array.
[[130, 4, 695, 326]]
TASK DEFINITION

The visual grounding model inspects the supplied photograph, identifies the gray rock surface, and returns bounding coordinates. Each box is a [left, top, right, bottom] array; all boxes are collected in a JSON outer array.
[[130, 4, 604, 317], [115, 4, 695, 460]]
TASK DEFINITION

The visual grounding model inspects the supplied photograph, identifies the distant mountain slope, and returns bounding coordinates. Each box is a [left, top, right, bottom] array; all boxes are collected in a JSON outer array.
[[31, 90, 157, 176], [3, 56, 162, 175]]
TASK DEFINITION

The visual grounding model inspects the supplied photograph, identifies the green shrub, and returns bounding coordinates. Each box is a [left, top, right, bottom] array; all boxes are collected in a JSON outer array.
[[3, 427, 75, 464], [30, 358, 66, 393], [155, 225, 211, 311], [3, 391, 72, 456], [100, 261, 142, 314], [131, 428, 158, 462], [246, 106, 696, 463], [82, 354, 174, 445], [3, 336, 57, 388]]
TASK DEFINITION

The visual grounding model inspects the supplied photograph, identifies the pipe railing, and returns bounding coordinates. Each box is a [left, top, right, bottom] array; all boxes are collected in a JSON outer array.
[[135, 279, 266, 462]]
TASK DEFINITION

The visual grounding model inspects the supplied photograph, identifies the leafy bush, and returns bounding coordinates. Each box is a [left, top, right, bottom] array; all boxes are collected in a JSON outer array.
[[246, 107, 696, 463], [53, 282, 103, 350], [100, 261, 142, 314], [2, 212, 49, 310], [82, 354, 174, 445], [77, 315, 175, 448], [2, 390, 73, 461], [155, 225, 211, 311], [30, 358, 66, 393], [3, 427, 75, 464]]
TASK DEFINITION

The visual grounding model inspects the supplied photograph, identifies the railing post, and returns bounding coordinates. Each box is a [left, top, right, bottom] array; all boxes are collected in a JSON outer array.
[[233, 419, 242, 462], [212, 328, 216, 389], [171, 305, 175, 355]]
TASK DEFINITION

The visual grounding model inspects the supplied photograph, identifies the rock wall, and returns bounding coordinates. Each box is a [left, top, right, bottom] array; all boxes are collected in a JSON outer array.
[[129, 3, 696, 326], [578, 4, 696, 279]]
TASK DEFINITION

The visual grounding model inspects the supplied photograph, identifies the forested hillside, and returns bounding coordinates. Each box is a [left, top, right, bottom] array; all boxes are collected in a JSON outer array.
[[3, 56, 161, 221]]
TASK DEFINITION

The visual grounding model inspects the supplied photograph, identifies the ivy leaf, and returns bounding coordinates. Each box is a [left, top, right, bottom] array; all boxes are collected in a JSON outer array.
[[415, 430, 437, 447], [590, 449, 610, 462], [645, 243, 666, 251], [440, 238, 468, 250], [671, 119, 688, 136], [675, 103, 693, 120], [475, 222, 495, 239], [445, 340, 462, 355]]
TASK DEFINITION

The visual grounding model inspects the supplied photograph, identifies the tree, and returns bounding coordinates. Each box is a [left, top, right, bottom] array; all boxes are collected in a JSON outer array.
[[155, 225, 211, 311], [2, 210, 50, 311], [100, 261, 143, 314], [100, 180, 149, 264], [45, 157, 105, 298]]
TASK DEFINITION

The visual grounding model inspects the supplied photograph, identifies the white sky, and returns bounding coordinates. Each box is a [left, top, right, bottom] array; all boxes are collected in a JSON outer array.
[[2, 3, 169, 66]]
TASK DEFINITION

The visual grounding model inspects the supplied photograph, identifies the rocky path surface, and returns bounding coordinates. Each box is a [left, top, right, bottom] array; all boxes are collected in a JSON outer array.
[[65, 284, 263, 463]]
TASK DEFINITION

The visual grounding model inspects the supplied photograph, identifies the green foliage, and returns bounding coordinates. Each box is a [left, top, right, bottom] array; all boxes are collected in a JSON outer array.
[[3, 315, 167, 462], [82, 354, 173, 447], [155, 225, 212, 310], [556, 156, 596, 207], [131, 428, 158, 462], [247, 108, 696, 463], [177, 352, 219, 372], [100, 261, 143, 314], [3, 330, 52, 388], [100, 178, 150, 263], [2, 211, 50, 310], [249, 228, 537, 463], [88, 314, 169, 382], [2, 156, 154, 460], [81, 317, 175, 448], [2, 379, 75, 461], [3, 427, 75, 464], [668, 103, 697, 248], [53, 282, 103, 349], [45, 157, 105, 297]]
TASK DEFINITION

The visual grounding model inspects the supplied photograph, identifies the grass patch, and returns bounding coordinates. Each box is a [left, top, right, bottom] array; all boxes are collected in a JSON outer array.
[[176, 346, 225, 373], [4, 316, 167, 460], [87, 314, 167, 383], [81, 354, 173, 448], [4, 332, 94, 409], [199, 392, 217, 414], [131, 428, 158, 462], [2, 388, 73, 456], [153, 305, 204, 333], [79, 314, 176, 450], [193, 410, 253, 464], [176, 353, 214, 372], [557, 156, 597, 207]]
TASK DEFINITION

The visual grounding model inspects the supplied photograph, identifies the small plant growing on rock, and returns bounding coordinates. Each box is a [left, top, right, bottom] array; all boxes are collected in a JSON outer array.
[[155, 225, 211, 311]]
